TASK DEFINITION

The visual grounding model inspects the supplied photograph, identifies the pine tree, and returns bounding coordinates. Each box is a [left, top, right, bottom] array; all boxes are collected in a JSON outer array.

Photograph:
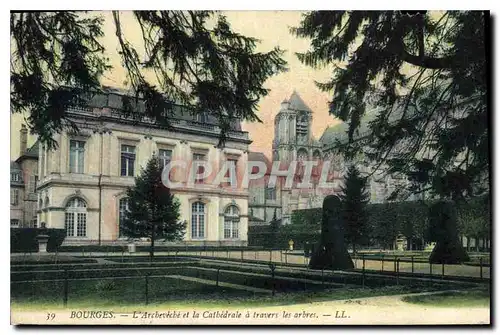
[[339, 165, 370, 255], [122, 156, 185, 261], [10, 11, 287, 148], [292, 11, 488, 200]]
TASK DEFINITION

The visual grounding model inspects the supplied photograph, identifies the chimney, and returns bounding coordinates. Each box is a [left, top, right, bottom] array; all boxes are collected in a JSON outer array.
[[20, 124, 28, 155]]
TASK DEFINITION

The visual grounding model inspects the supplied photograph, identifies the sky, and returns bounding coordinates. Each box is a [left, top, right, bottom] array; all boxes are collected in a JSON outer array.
[[10, 11, 340, 160]]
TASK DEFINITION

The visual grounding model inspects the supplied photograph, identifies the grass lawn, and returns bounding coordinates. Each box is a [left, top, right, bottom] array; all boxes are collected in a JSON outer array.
[[402, 289, 490, 307], [11, 275, 437, 312]]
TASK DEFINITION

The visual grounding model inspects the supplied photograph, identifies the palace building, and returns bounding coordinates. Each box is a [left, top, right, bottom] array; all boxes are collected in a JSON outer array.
[[36, 87, 251, 245]]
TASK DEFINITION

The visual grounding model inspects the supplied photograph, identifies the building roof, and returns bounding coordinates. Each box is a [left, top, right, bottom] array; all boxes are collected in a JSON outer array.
[[10, 161, 21, 170], [83, 87, 243, 131], [16, 140, 39, 163], [248, 151, 272, 177], [248, 151, 271, 165], [287, 91, 312, 112]]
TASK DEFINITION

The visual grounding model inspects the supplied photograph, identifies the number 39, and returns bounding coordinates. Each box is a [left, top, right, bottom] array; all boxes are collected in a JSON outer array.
[[46, 313, 55, 320]]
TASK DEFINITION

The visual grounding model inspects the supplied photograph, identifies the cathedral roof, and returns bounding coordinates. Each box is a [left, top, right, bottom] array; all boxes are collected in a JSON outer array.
[[288, 91, 312, 112], [320, 112, 377, 146], [320, 102, 419, 147]]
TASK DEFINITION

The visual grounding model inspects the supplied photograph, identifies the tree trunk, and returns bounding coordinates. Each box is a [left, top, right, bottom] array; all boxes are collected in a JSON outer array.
[[150, 223, 156, 262]]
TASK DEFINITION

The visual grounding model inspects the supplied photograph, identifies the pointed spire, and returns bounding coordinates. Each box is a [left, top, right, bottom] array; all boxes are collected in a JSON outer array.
[[288, 91, 311, 112]]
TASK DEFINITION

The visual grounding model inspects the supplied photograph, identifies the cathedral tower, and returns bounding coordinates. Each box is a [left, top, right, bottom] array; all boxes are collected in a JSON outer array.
[[272, 91, 320, 163]]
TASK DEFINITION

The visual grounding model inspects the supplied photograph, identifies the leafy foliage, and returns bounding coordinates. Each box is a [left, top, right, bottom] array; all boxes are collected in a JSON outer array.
[[456, 195, 490, 241], [122, 156, 185, 259], [11, 11, 287, 148], [293, 11, 488, 200], [339, 165, 370, 253], [291, 208, 322, 227]]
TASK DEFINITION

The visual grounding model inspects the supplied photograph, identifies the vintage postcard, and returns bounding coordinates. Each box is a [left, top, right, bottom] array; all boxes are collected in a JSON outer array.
[[10, 9, 490, 325]]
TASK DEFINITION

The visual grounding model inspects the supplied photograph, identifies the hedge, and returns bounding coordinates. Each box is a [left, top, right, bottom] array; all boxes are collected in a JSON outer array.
[[11, 228, 66, 253], [56, 245, 263, 253], [249, 195, 490, 250]]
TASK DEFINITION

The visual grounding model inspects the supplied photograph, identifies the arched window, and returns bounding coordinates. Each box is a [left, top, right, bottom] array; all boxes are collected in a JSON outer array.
[[118, 198, 129, 238], [44, 196, 50, 207], [65, 197, 87, 237], [297, 149, 308, 161], [191, 202, 205, 239], [224, 205, 240, 239], [39, 198, 43, 209], [313, 150, 322, 161]]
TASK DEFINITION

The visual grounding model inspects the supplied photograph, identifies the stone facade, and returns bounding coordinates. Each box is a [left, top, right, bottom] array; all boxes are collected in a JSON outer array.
[[36, 88, 251, 245]]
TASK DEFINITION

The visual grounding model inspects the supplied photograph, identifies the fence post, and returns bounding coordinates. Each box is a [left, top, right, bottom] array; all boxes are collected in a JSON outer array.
[[285, 251, 288, 264], [216, 268, 220, 288], [362, 260, 365, 289], [269, 249, 272, 262], [63, 270, 68, 307], [241, 250, 244, 262], [121, 250, 124, 263], [226, 248, 229, 259], [270, 265, 276, 296], [321, 268, 324, 286], [145, 275, 149, 305], [396, 258, 400, 285], [280, 250, 283, 263], [382, 254, 384, 272], [441, 261, 445, 279], [429, 261, 433, 283], [394, 257, 397, 273], [480, 258, 483, 279], [411, 256, 414, 274]]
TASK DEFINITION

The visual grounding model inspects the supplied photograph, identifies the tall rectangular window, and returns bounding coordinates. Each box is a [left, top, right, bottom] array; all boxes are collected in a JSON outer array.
[[191, 202, 205, 239], [10, 189, 19, 205], [11, 172, 20, 182], [29, 175, 37, 193], [193, 153, 206, 184], [158, 149, 172, 170], [69, 140, 85, 173], [65, 213, 75, 237], [121, 145, 136, 176], [220, 159, 238, 188], [265, 187, 276, 200]]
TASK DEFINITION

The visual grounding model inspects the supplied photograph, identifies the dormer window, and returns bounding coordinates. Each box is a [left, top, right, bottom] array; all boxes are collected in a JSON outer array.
[[196, 112, 208, 123], [11, 172, 20, 182]]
